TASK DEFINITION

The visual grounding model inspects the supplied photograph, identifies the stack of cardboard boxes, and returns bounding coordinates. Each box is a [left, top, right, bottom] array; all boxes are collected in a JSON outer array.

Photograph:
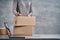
[[14, 16, 35, 36]]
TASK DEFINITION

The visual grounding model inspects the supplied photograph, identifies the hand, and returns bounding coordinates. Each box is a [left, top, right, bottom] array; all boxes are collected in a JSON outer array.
[[15, 12, 20, 16]]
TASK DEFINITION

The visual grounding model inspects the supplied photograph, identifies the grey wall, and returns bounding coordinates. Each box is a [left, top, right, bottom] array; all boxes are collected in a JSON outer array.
[[0, 0, 60, 34], [32, 0, 60, 34], [0, 0, 14, 34]]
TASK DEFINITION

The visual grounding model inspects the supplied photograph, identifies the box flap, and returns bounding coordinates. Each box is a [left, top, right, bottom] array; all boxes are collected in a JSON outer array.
[[14, 16, 35, 26]]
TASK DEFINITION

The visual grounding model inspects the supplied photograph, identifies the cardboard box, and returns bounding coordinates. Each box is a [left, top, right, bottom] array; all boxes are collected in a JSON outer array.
[[14, 26, 33, 36], [14, 16, 36, 36], [0, 28, 7, 35], [14, 16, 35, 26]]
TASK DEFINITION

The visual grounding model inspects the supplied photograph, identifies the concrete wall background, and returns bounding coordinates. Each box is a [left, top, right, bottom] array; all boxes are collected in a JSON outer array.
[[32, 0, 60, 34], [0, 0, 60, 34], [0, 0, 14, 34]]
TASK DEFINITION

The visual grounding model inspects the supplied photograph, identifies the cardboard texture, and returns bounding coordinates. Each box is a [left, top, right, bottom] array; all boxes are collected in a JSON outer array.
[[14, 26, 33, 36], [14, 16, 35, 26], [0, 28, 7, 35], [14, 16, 35, 36]]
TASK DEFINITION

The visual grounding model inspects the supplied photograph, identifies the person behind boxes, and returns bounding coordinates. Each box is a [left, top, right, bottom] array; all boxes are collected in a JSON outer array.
[[13, 0, 32, 16]]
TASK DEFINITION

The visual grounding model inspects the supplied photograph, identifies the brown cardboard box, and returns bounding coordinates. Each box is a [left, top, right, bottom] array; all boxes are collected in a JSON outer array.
[[0, 28, 7, 35], [14, 26, 33, 36], [14, 16, 35, 36], [14, 16, 35, 26]]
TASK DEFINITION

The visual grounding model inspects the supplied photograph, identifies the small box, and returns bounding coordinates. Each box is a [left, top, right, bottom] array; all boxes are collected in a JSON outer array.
[[0, 28, 7, 35]]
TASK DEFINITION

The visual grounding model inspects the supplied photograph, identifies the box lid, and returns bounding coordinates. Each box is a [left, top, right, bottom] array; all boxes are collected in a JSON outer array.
[[14, 16, 35, 26]]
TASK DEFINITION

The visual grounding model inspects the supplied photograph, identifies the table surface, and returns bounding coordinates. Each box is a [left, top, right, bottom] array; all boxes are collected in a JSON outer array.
[[0, 34, 60, 39]]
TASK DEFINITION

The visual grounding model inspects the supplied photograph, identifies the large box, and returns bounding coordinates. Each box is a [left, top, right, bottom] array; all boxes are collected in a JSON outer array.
[[14, 16, 35, 26], [14, 16, 35, 36], [14, 26, 33, 36]]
